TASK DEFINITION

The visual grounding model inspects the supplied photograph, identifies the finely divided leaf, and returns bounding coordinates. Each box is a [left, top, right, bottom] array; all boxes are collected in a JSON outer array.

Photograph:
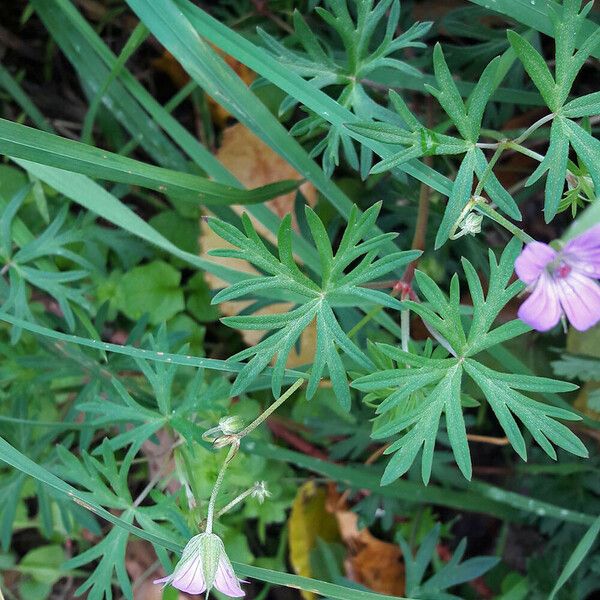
[[210, 202, 419, 405]]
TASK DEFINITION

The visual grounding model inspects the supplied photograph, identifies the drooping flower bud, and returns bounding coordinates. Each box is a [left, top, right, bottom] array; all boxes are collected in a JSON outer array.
[[154, 532, 246, 597], [218, 415, 244, 435]]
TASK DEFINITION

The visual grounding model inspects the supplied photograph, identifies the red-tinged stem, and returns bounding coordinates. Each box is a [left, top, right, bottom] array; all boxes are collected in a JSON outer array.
[[267, 418, 329, 461]]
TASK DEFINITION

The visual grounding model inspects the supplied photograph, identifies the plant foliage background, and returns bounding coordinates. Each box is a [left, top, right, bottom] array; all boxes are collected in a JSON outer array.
[[0, 0, 599, 599]]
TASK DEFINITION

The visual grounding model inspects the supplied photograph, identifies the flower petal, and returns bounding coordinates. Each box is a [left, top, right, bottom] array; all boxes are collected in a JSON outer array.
[[564, 224, 600, 252], [563, 224, 600, 278], [214, 555, 246, 597], [556, 272, 600, 332], [515, 242, 557, 285], [153, 575, 172, 586], [171, 555, 207, 595], [517, 272, 562, 331]]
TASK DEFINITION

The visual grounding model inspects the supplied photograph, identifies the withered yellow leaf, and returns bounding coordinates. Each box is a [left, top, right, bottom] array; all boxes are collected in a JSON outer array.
[[288, 481, 340, 600]]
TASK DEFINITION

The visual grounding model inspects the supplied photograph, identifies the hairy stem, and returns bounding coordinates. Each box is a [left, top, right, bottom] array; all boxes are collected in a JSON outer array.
[[205, 443, 238, 535], [237, 377, 304, 439], [474, 200, 535, 244]]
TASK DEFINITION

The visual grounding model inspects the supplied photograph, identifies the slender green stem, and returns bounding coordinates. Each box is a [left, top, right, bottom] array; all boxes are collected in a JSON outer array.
[[474, 145, 505, 197], [505, 141, 544, 162], [205, 443, 238, 535], [401, 309, 410, 353], [477, 113, 555, 150], [348, 305, 384, 339], [474, 200, 535, 244], [513, 113, 555, 145], [236, 378, 304, 439], [214, 483, 262, 519], [205, 379, 304, 533]]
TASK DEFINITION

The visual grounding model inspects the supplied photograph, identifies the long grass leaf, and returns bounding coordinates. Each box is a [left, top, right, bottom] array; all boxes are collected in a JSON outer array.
[[0, 119, 297, 206]]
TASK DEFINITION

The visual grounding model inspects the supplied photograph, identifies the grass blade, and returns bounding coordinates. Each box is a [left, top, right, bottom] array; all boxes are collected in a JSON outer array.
[[0, 119, 298, 206], [548, 516, 600, 599]]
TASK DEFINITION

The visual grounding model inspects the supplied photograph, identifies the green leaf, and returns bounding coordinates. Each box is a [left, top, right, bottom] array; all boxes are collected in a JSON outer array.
[[398, 525, 499, 596], [20, 545, 66, 584], [0, 118, 298, 206], [258, 0, 430, 176], [375, 364, 469, 485], [210, 203, 420, 404], [115, 261, 184, 325], [465, 56, 501, 138], [563, 91, 600, 117], [468, 0, 600, 64], [148, 210, 199, 255], [526, 117, 569, 222], [351, 241, 584, 483], [507, 30, 557, 110], [551, 0, 600, 105], [435, 148, 476, 249], [186, 272, 220, 323], [548, 516, 600, 600], [563, 118, 600, 197], [465, 360, 585, 462], [473, 148, 521, 220], [67, 523, 134, 600], [552, 354, 600, 382], [425, 44, 471, 140]]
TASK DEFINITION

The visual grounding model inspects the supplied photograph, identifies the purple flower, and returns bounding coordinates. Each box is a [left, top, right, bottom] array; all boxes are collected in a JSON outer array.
[[515, 224, 600, 332], [154, 532, 246, 597]]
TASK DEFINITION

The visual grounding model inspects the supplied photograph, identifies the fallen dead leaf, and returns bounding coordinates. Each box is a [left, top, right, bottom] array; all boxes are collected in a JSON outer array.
[[201, 123, 317, 365], [327, 486, 406, 597]]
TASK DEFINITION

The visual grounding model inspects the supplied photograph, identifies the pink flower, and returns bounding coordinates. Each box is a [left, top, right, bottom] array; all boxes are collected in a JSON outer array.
[[154, 532, 246, 597], [515, 224, 600, 332]]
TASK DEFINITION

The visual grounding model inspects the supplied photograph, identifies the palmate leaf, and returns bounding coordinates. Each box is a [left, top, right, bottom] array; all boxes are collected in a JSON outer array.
[[508, 0, 600, 221], [347, 44, 521, 247], [398, 524, 499, 599], [209, 202, 420, 408], [56, 440, 179, 600], [0, 188, 94, 340], [352, 239, 587, 484], [258, 0, 430, 177]]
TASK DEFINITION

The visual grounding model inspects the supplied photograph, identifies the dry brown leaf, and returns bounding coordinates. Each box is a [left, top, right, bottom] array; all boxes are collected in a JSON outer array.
[[200, 124, 317, 364], [327, 487, 406, 597], [215, 123, 317, 238]]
